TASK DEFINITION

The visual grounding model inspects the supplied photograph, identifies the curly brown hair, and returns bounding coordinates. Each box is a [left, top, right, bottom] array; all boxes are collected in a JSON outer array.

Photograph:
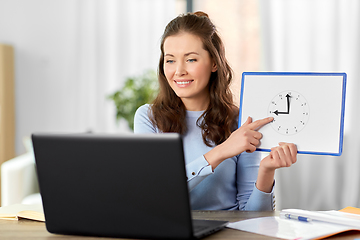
[[150, 11, 238, 147]]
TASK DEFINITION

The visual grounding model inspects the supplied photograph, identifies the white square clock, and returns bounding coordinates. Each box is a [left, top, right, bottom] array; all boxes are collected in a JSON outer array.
[[238, 72, 346, 156]]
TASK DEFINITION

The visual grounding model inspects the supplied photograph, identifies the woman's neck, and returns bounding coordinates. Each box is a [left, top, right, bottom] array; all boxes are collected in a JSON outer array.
[[181, 97, 209, 111]]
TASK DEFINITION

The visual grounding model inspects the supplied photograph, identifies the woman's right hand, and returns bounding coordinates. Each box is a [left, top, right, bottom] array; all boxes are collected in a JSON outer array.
[[204, 116, 273, 170], [227, 116, 274, 154]]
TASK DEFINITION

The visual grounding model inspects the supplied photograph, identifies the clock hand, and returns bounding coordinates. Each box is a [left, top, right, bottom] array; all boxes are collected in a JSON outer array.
[[273, 110, 288, 116], [273, 94, 291, 116], [286, 93, 291, 113]]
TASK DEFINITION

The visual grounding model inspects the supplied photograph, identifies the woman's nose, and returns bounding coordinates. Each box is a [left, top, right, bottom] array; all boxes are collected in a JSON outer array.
[[175, 63, 186, 77]]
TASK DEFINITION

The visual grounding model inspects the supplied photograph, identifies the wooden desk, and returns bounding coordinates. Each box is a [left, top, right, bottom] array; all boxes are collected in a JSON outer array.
[[0, 211, 359, 239]]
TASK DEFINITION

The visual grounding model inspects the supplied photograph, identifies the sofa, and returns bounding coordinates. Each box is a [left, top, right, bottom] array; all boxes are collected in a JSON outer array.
[[1, 137, 41, 206]]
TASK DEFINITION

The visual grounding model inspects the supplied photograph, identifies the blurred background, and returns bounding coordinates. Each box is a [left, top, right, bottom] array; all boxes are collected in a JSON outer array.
[[0, 0, 359, 211]]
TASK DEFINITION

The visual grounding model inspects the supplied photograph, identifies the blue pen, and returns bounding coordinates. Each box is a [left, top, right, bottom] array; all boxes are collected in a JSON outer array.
[[281, 213, 312, 222]]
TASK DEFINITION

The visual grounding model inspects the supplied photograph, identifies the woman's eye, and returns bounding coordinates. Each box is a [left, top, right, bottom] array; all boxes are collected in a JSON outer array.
[[187, 59, 197, 63], [166, 60, 174, 63]]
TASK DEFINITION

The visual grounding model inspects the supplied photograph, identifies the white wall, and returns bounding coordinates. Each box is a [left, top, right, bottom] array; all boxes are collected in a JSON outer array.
[[0, 0, 176, 155]]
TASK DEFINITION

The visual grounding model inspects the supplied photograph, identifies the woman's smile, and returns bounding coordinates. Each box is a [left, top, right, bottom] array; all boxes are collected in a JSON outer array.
[[174, 79, 194, 87]]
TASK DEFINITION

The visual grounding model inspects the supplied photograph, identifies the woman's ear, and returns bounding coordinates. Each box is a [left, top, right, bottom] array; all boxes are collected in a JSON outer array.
[[211, 60, 217, 72]]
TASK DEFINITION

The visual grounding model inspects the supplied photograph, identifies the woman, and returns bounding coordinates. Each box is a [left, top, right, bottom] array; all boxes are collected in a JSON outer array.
[[134, 11, 297, 210]]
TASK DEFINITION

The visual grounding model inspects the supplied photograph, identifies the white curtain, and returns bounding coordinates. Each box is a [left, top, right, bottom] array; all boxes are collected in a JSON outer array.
[[0, 0, 176, 154], [259, 0, 360, 210], [73, 0, 177, 134]]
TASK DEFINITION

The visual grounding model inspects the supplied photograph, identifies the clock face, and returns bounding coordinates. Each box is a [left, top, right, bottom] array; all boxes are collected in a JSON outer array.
[[268, 90, 310, 135]]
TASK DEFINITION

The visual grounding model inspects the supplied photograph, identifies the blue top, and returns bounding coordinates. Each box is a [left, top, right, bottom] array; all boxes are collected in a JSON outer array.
[[134, 104, 275, 211]]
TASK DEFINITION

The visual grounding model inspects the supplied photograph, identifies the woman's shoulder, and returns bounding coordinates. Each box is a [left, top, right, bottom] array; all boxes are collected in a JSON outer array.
[[134, 104, 157, 133], [134, 104, 152, 121], [136, 104, 151, 114]]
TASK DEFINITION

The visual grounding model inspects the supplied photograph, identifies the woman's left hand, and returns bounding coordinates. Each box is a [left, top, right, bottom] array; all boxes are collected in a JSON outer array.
[[261, 142, 297, 171], [256, 142, 297, 193]]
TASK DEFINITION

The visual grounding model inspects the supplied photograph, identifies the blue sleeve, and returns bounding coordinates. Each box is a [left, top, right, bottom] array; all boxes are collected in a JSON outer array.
[[236, 151, 275, 211], [186, 155, 213, 191], [133, 104, 213, 190], [134, 104, 158, 133]]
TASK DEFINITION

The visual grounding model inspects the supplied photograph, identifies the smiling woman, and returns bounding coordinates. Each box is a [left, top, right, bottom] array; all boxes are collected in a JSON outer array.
[[163, 33, 217, 111], [149, 11, 236, 146], [134, 12, 297, 211]]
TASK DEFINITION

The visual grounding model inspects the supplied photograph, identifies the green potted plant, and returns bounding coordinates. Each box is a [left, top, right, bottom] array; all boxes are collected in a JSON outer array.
[[108, 70, 158, 130]]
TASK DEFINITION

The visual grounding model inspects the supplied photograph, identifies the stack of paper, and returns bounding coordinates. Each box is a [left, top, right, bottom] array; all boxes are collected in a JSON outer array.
[[227, 207, 360, 239]]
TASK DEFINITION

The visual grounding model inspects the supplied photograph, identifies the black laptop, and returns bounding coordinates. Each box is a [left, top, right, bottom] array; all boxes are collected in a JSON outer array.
[[32, 133, 228, 239]]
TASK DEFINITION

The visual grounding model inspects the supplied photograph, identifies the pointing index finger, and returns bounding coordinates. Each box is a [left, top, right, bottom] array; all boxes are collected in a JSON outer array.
[[248, 117, 274, 131]]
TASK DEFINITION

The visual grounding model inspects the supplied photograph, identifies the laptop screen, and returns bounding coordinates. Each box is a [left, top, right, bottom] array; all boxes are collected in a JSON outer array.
[[33, 133, 195, 239]]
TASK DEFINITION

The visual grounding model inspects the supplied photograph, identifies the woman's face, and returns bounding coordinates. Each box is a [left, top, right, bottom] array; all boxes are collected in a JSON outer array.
[[163, 32, 217, 111]]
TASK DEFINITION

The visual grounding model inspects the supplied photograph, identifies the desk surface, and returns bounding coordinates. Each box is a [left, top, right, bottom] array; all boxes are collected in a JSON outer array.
[[1, 210, 359, 239]]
